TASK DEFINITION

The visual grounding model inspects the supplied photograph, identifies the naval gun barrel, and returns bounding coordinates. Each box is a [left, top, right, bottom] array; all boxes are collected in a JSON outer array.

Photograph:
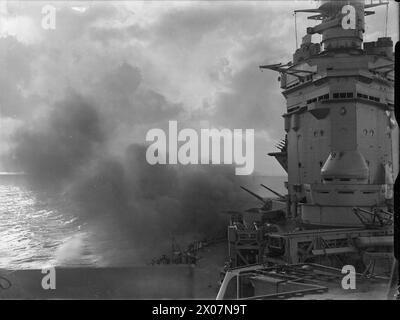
[[240, 186, 268, 205], [260, 184, 286, 200]]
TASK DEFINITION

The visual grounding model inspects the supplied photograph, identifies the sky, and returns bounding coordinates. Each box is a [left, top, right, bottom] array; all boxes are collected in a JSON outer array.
[[0, 0, 398, 175]]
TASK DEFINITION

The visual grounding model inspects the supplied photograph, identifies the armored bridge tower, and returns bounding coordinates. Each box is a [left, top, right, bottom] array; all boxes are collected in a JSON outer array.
[[262, 0, 397, 227]]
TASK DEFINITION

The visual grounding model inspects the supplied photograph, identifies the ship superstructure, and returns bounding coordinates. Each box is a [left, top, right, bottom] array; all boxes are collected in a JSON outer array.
[[227, 0, 397, 271]]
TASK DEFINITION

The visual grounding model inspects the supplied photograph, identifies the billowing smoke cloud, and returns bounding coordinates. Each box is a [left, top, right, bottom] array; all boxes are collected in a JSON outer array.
[[2, 1, 398, 266], [11, 89, 250, 262], [13, 91, 105, 187]]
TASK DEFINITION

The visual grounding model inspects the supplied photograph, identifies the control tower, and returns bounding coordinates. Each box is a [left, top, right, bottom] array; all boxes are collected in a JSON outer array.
[[262, 0, 397, 228]]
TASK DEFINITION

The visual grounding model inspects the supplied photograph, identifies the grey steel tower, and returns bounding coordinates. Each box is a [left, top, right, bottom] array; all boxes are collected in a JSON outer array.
[[262, 0, 397, 228]]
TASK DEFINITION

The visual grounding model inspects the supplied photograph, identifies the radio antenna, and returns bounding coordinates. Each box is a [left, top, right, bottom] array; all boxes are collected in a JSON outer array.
[[294, 11, 298, 50], [385, 2, 389, 37]]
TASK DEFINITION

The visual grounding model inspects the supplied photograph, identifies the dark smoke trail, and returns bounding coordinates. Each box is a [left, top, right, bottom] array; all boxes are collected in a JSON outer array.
[[13, 91, 105, 190], [11, 91, 250, 263]]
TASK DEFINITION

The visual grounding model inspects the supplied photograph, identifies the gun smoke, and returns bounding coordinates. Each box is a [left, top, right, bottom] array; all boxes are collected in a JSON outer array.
[[11, 91, 250, 263]]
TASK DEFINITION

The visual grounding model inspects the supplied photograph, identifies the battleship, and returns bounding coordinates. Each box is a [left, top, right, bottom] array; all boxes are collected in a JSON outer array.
[[145, 0, 398, 300], [216, 0, 398, 300], [0, 0, 398, 300]]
